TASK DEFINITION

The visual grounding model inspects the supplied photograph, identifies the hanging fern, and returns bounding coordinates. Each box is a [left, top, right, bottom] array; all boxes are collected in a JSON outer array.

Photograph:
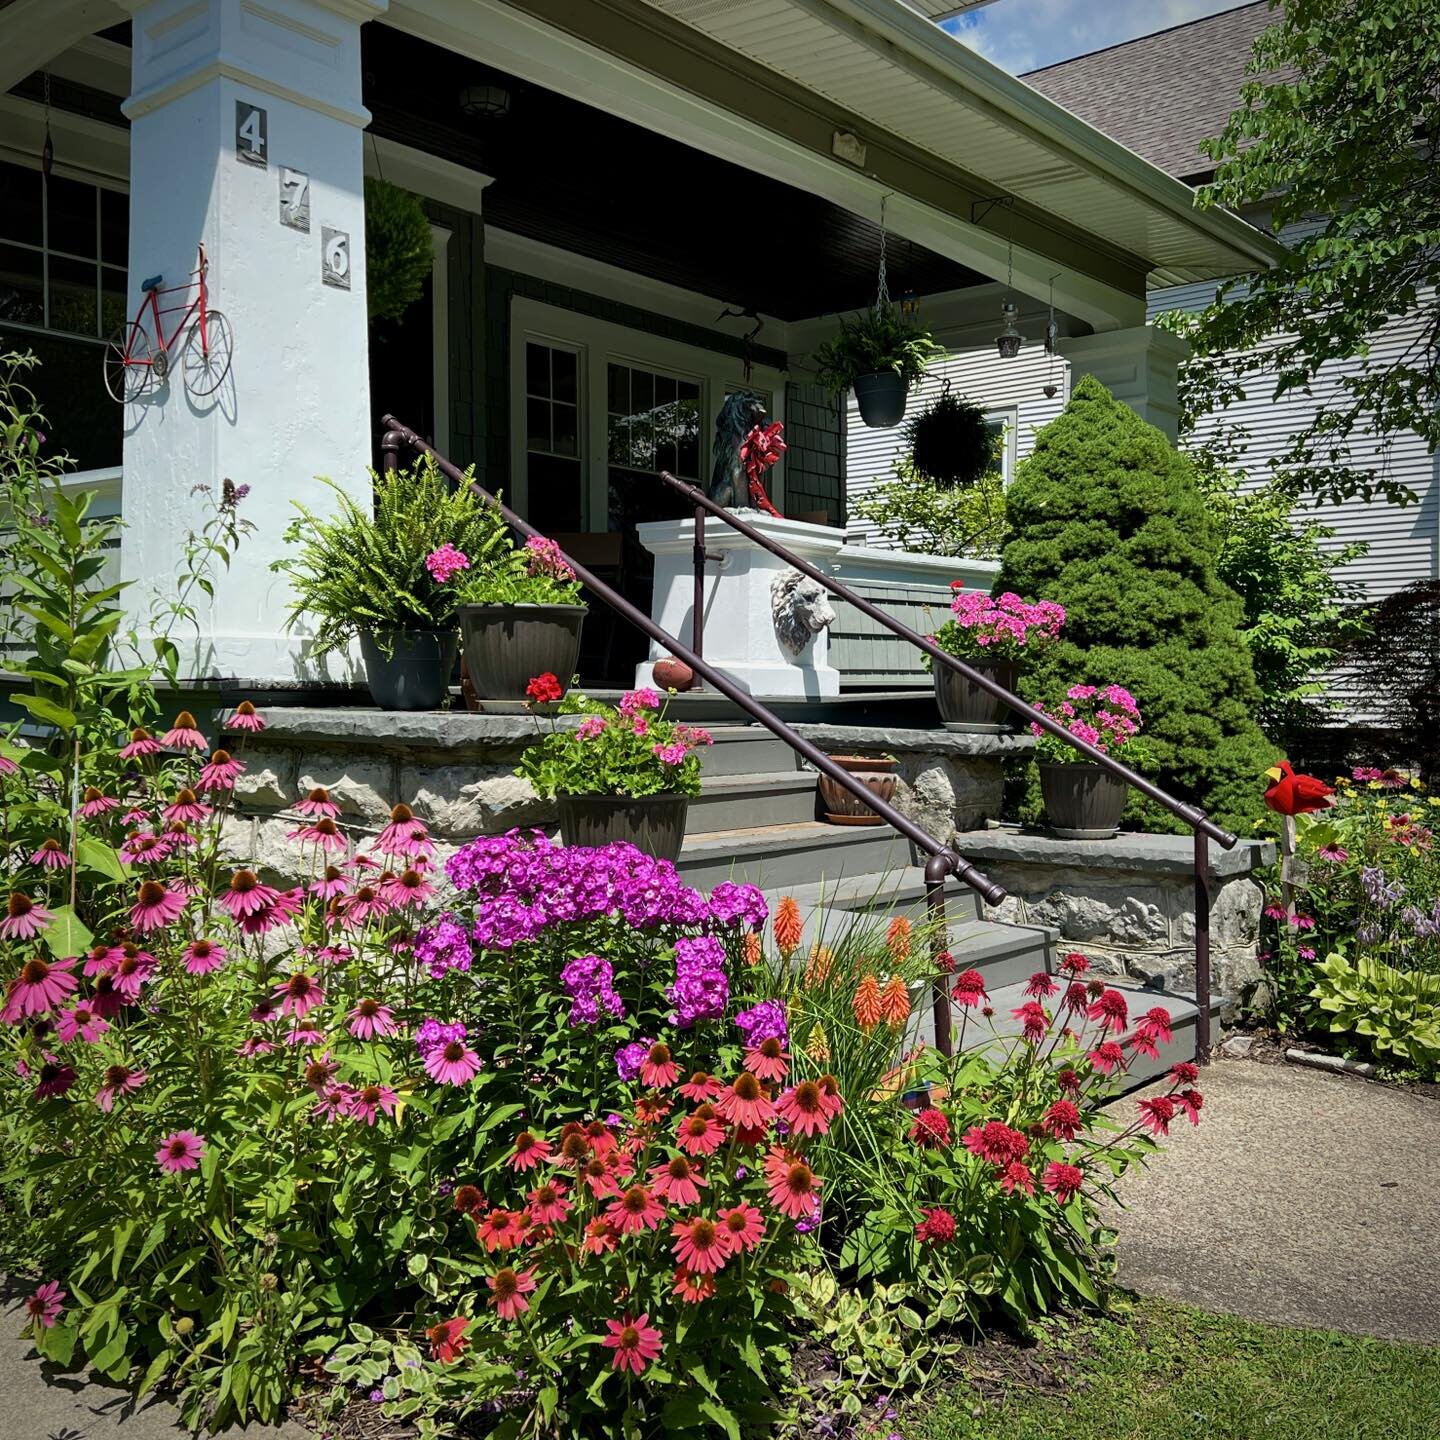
[[904, 386, 994, 489], [364, 178, 433, 324]]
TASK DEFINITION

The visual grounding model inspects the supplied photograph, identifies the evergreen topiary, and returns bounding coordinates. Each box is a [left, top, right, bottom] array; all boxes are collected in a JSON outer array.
[[994, 375, 1275, 833]]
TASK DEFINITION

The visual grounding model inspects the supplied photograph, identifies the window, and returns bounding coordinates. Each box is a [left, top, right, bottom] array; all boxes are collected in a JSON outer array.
[[606, 363, 701, 479], [523, 340, 583, 531], [984, 408, 1017, 485]]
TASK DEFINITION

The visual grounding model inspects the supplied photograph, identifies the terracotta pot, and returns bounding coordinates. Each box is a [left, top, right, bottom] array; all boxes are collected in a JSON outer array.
[[852, 371, 908, 428], [1038, 761, 1128, 839], [934, 657, 1020, 731], [458, 602, 586, 701], [817, 754, 898, 826], [358, 629, 457, 711], [556, 792, 689, 863]]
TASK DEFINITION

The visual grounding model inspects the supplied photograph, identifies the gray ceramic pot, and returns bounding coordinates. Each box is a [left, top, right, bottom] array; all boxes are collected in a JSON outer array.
[[1038, 761, 1128, 839], [358, 629, 457, 711], [556, 792, 689, 863], [458, 602, 586, 701], [817, 755, 898, 826], [934, 658, 1020, 730], [852, 371, 908, 428]]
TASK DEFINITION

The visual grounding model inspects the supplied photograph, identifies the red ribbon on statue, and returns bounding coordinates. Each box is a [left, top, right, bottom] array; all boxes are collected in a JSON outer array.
[[739, 421, 786, 517], [1263, 760, 1335, 816]]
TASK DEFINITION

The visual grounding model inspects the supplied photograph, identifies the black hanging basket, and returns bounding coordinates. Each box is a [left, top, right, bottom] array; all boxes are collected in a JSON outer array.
[[853, 371, 909, 428], [905, 383, 993, 488]]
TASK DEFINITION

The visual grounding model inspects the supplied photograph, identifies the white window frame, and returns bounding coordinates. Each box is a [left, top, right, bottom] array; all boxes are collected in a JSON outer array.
[[509, 296, 787, 527], [985, 405, 1018, 486]]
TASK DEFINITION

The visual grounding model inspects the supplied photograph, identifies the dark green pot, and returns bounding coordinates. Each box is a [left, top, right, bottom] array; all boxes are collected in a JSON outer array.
[[359, 629, 457, 711], [556, 792, 689, 863], [1038, 761, 1128, 839], [458, 603, 586, 701]]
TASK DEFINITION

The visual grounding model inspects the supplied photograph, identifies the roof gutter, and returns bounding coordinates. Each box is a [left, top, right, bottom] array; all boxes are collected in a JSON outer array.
[[814, 0, 1287, 273]]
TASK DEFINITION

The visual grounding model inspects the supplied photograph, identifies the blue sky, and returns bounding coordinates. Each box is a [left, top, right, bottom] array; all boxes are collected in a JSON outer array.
[[941, 0, 1247, 75]]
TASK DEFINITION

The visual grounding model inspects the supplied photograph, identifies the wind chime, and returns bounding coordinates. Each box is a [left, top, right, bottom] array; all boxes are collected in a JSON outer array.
[[1043, 274, 1061, 398]]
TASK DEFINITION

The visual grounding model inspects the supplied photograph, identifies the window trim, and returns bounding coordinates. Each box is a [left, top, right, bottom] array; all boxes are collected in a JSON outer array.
[[985, 405, 1018, 486], [509, 296, 787, 528]]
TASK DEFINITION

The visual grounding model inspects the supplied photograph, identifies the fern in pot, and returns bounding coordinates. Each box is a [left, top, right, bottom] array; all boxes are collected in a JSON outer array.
[[812, 303, 945, 428], [273, 457, 507, 710]]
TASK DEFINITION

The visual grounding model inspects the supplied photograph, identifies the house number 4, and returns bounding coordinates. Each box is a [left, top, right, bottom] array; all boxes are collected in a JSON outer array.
[[235, 101, 267, 167]]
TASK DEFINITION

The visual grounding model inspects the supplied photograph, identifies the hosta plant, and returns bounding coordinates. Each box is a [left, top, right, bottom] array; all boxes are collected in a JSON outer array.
[[1309, 952, 1440, 1075]]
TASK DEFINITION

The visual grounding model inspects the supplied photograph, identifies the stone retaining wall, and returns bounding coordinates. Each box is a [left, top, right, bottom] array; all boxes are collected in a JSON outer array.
[[958, 828, 1276, 999]]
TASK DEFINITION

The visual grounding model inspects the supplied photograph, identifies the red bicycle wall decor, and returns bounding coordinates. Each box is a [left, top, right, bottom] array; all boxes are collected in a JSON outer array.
[[103, 243, 235, 403]]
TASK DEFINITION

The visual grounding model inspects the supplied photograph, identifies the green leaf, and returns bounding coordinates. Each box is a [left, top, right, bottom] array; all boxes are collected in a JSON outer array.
[[11, 693, 77, 732], [76, 838, 127, 884], [42, 905, 92, 959]]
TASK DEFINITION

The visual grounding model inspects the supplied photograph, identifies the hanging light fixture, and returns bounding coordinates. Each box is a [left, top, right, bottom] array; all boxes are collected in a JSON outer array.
[[995, 232, 1022, 359], [459, 83, 511, 118]]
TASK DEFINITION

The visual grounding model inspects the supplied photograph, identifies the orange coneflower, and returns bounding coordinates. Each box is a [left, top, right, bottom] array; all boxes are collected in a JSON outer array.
[[886, 915, 912, 964], [880, 974, 911, 1027], [773, 896, 803, 956], [852, 974, 882, 1032]]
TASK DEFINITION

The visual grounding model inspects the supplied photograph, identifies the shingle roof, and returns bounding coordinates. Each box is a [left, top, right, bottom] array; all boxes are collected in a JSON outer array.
[[1023, 2, 1278, 182]]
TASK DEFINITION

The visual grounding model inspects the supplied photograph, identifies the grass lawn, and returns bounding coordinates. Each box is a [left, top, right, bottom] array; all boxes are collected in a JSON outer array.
[[909, 1297, 1440, 1440]]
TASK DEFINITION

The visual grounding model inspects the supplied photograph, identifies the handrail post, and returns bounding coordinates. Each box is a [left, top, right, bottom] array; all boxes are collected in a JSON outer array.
[[692, 503, 705, 664], [925, 852, 954, 1059], [1194, 830, 1212, 1064], [380, 429, 402, 475]]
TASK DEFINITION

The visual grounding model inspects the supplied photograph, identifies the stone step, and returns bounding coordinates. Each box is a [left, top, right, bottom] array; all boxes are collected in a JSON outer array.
[[675, 821, 909, 891], [689, 771, 820, 832], [699, 728, 805, 777], [757, 870, 985, 929]]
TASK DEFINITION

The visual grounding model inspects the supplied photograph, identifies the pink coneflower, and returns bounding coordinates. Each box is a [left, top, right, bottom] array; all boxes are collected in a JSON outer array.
[[1175, 1087, 1204, 1126], [1130, 1006, 1175, 1060], [961, 1121, 1030, 1167], [1088, 1040, 1127, 1075], [303, 1052, 340, 1093], [1169, 1060, 1199, 1086], [315, 942, 354, 965], [383, 867, 435, 907], [1042, 1161, 1085, 1204], [95, 1063, 146, 1112], [1042, 1099, 1083, 1143], [1137, 1096, 1176, 1137], [475, 1208, 529, 1252], [78, 787, 119, 818], [89, 976, 125, 1019], [486, 1268, 537, 1322], [671, 1216, 732, 1275], [1011, 1001, 1050, 1045], [162, 787, 211, 824], [314, 1083, 355, 1123], [2, 892, 53, 941], [678, 1070, 725, 1102], [2, 954, 77, 1021], [29, 838, 71, 870], [240, 887, 301, 936], [763, 1149, 822, 1220], [160, 710, 206, 750], [718, 1202, 765, 1253], [649, 1153, 707, 1206], [1062, 981, 1089, 1012], [775, 1080, 834, 1139], [119, 831, 172, 865], [238, 1037, 275, 1058], [427, 1316, 470, 1363], [310, 866, 349, 901], [744, 1036, 790, 1084], [346, 1083, 398, 1126], [250, 998, 279, 1024], [112, 945, 156, 1002], [580, 1154, 624, 1199], [219, 869, 280, 920], [1316, 844, 1349, 864], [198, 749, 245, 791], [675, 1107, 727, 1157], [1024, 971, 1059, 999], [526, 1180, 571, 1226], [601, 1313, 663, 1374], [672, 1267, 715, 1304], [951, 968, 988, 1007], [288, 817, 347, 854], [34, 1060, 77, 1100], [295, 786, 340, 820], [999, 1161, 1035, 1196], [119, 726, 162, 759], [582, 1217, 621, 1254], [347, 997, 397, 1039], [156, 1130, 206, 1173], [373, 804, 433, 860], [1087, 988, 1130, 1033], [640, 1042, 680, 1089], [24, 1281, 64, 1329], [55, 1002, 109, 1045], [340, 884, 390, 926], [908, 1107, 951, 1148], [715, 1071, 774, 1130], [425, 1039, 482, 1086], [508, 1131, 554, 1171], [130, 879, 186, 933], [606, 1184, 667, 1235], [225, 700, 266, 732], [273, 972, 324, 1018], [182, 938, 228, 975]]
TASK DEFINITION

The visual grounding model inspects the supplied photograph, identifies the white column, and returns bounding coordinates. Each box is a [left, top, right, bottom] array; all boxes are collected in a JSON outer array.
[[1059, 325, 1191, 442], [119, 0, 385, 683], [636, 514, 846, 699]]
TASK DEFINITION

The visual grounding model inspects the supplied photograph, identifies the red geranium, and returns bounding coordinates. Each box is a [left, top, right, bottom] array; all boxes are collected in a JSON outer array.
[[526, 672, 563, 704]]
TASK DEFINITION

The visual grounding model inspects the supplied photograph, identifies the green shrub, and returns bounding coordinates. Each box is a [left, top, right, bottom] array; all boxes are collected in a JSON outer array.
[[993, 377, 1275, 832], [850, 460, 1009, 558], [1310, 953, 1440, 1076]]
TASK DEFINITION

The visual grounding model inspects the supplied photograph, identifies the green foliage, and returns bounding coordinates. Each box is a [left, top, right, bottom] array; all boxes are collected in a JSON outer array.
[[516, 689, 708, 799], [363, 178, 434, 325], [994, 377, 1275, 833], [454, 535, 585, 608], [1311, 953, 1440, 1076], [905, 388, 994, 489], [812, 304, 946, 394], [850, 461, 1009, 558], [1166, 0, 1439, 505], [1200, 468, 1369, 736], [272, 458, 509, 654]]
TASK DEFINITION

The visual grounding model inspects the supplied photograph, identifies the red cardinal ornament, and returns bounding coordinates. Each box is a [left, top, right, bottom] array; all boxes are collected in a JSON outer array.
[[1263, 761, 1335, 816]]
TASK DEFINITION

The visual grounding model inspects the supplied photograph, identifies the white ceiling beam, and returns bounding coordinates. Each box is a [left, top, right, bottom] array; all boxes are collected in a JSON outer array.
[[0, 0, 126, 94]]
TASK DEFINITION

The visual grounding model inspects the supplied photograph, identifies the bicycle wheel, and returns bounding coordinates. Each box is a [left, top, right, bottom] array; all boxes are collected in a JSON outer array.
[[103, 320, 155, 404], [182, 308, 234, 398]]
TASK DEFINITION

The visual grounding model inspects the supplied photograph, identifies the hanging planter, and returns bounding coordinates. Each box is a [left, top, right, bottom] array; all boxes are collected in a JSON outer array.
[[852, 371, 909, 428], [905, 381, 994, 488]]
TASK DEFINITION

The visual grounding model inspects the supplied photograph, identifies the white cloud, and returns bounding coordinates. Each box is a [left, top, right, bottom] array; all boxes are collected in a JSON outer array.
[[942, 0, 1247, 75]]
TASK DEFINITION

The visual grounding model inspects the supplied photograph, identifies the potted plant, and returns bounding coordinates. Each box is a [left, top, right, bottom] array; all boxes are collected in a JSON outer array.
[[812, 303, 945, 428], [452, 534, 587, 702], [817, 753, 898, 826], [273, 457, 507, 710], [906, 384, 996, 489], [929, 587, 1065, 731], [516, 685, 710, 861], [1031, 683, 1149, 839]]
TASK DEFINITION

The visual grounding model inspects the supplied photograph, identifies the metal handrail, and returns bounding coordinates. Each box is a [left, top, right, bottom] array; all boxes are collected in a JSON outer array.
[[380, 415, 1005, 1059], [656, 468, 1237, 1060]]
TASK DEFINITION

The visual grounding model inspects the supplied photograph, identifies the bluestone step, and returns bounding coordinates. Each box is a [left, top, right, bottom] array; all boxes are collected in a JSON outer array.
[[675, 821, 909, 890], [687, 771, 819, 833]]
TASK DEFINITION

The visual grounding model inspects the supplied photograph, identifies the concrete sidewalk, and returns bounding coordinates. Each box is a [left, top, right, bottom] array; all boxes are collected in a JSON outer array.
[[1108, 1056, 1440, 1345]]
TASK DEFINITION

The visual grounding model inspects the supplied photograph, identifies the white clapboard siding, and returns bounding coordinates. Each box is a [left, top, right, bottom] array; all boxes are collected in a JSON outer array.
[[845, 346, 1069, 549]]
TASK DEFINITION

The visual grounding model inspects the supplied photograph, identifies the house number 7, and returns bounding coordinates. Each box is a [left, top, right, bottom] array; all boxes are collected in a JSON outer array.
[[235, 101, 267, 167]]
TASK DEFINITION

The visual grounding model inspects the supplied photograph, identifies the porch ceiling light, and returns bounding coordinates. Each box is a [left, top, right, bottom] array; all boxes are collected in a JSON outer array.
[[459, 84, 511, 118], [995, 300, 1022, 359]]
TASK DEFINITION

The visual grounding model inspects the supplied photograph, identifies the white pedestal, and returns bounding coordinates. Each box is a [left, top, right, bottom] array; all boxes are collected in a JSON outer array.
[[118, 0, 384, 683], [1059, 325, 1191, 442], [635, 512, 846, 699]]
